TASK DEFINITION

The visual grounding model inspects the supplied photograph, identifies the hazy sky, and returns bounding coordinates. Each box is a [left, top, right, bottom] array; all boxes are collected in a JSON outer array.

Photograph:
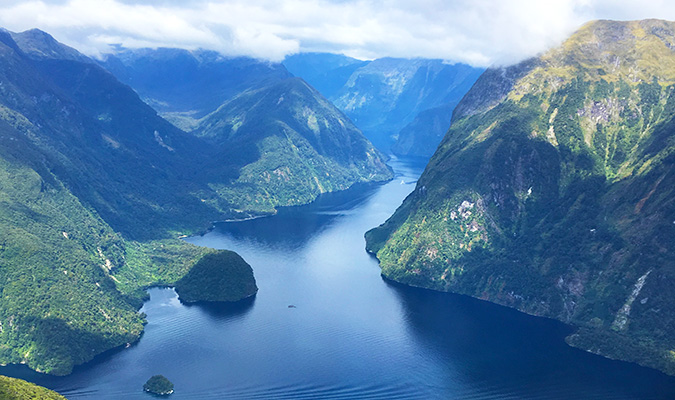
[[0, 0, 673, 65]]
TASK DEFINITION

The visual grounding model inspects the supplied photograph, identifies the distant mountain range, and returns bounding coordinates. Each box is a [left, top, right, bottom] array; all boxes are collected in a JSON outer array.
[[284, 54, 483, 156], [102, 49, 482, 159], [366, 19, 675, 376], [99, 48, 291, 127]]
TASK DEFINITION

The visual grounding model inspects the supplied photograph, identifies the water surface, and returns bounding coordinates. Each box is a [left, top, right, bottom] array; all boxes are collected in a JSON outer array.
[[3, 157, 675, 399]]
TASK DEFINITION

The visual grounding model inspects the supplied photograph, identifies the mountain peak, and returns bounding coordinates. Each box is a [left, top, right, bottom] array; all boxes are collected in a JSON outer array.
[[454, 19, 675, 122], [539, 19, 675, 84], [10, 28, 91, 62]]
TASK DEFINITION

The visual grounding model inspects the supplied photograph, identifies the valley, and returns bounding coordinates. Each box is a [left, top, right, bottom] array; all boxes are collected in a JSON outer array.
[[0, 11, 673, 400], [283, 54, 483, 155]]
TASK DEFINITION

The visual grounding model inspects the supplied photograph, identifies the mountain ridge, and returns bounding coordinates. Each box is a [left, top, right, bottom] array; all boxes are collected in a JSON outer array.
[[366, 19, 675, 375], [98, 47, 392, 215]]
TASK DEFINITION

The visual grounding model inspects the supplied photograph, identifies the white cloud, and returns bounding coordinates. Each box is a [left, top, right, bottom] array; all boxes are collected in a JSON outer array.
[[0, 0, 673, 65]]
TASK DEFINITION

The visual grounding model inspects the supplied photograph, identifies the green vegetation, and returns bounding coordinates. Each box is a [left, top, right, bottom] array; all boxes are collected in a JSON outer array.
[[175, 251, 257, 303], [0, 29, 390, 375], [143, 375, 174, 396], [0, 139, 211, 373], [0, 126, 143, 375], [0, 375, 66, 399], [195, 77, 392, 213], [366, 19, 675, 376]]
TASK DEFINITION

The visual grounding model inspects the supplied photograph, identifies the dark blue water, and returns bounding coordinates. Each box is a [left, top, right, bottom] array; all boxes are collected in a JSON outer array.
[[3, 157, 675, 399]]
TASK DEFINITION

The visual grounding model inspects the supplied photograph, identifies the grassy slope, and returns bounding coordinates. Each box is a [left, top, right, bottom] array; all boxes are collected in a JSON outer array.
[[366, 19, 675, 375], [0, 375, 66, 399]]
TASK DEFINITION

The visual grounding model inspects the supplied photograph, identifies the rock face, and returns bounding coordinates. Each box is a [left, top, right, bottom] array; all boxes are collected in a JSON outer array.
[[331, 59, 482, 149], [282, 52, 369, 99], [390, 103, 456, 157], [366, 19, 675, 375], [284, 54, 483, 155], [175, 251, 258, 303]]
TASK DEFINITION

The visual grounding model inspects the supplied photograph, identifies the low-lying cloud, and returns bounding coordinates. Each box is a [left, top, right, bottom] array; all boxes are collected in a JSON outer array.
[[0, 0, 674, 66]]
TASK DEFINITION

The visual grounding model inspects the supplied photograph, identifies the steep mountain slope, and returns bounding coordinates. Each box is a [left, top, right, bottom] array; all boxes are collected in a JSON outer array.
[[366, 19, 675, 375], [283, 52, 369, 99], [196, 77, 391, 211], [390, 103, 456, 157], [330, 58, 483, 152], [0, 28, 226, 375], [4, 29, 226, 240], [100, 48, 392, 213], [0, 118, 144, 375]]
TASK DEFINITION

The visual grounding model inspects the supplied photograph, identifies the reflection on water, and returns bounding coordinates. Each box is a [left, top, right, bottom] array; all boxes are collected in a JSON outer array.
[[387, 279, 675, 399], [209, 181, 382, 250], [1, 156, 675, 399], [180, 295, 257, 320]]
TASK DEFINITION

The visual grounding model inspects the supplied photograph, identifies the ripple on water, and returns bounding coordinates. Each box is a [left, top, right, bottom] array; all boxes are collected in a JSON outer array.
[[184, 381, 428, 400]]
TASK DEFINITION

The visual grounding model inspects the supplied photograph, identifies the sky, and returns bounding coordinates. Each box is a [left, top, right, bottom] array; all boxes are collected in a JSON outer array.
[[0, 0, 674, 66]]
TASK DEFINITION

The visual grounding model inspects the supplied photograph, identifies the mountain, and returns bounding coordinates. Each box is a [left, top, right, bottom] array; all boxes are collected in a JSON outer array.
[[282, 52, 368, 99], [332, 58, 481, 145], [0, 28, 229, 375], [366, 19, 675, 376], [100, 47, 392, 214], [0, 29, 389, 375], [389, 103, 456, 157], [195, 77, 391, 210], [99, 48, 291, 129], [3, 29, 227, 240], [0, 375, 66, 399], [284, 54, 483, 155]]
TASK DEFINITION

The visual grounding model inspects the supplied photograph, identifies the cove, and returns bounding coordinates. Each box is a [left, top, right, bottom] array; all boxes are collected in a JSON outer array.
[[2, 156, 675, 399]]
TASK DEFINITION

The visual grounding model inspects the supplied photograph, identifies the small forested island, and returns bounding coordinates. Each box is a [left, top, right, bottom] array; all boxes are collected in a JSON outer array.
[[0, 375, 66, 399], [175, 250, 258, 302], [143, 375, 174, 396]]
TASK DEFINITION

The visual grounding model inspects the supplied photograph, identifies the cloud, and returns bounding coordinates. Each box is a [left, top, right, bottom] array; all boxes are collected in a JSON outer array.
[[0, 0, 674, 65]]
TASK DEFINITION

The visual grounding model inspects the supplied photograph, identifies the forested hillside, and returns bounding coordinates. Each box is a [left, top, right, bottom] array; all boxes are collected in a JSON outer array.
[[0, 28, 389, 374], [367, 19, 675, 375]]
